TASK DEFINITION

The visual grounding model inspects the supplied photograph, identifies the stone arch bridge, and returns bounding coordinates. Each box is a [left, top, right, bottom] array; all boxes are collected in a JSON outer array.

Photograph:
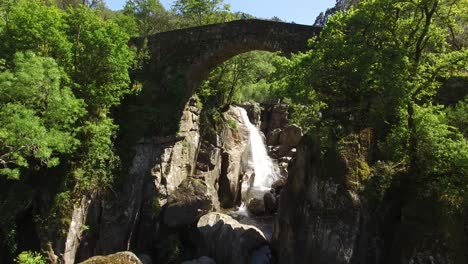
[[132, 19, 322, 99]]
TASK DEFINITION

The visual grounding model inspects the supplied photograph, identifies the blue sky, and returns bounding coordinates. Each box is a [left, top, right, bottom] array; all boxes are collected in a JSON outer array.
[[105, 0, 336, 25]]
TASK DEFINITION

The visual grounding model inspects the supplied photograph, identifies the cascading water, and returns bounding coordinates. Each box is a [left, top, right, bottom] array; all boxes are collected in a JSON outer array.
[[236, 107, 280, 210]]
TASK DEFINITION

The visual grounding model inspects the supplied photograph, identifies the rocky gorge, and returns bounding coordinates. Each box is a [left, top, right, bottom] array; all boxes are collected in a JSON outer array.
[[2, 96, 465, 264], [73, 98, 465, 264], [25, 98, 302, 264]]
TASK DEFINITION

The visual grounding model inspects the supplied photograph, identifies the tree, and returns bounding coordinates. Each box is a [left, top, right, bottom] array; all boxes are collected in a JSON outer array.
[[273, 0, 468, 201], [123, 0, 176, 35], [0, 52, 85, 179], [172, 0, 231, 27], [0, 0, 72, 66], [66, 6, 135, 114]]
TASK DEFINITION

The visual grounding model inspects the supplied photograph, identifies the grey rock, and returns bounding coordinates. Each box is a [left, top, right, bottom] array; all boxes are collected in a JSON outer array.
[[194, 141, 223, 211], [267, 104, 289, 130], [87, 96, 202, 255], [218, 107, 249, 208], [273, 135, 365, 264], [247, 198, 266, 216], [163, 178, 213, 227], [197, 212, 267, 264], [271, 177, 287, 194], [240, 103, 262, 127], [266, 128, 282, 146], [278, 125, 302, 147]]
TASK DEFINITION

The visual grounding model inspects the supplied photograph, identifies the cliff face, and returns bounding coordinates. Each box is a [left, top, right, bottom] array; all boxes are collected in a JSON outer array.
[[273, 130, 371, 264], [273, 129, 467, 264]]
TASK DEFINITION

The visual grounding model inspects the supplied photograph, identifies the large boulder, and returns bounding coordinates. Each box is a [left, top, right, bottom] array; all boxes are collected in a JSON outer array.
[[196, 212, 267, 264], [162, 178, 213, 227], [278, 125, 302, 147], [79, 251, 142, 264], [218, 107, 249, 208], [246, 198, 266, 216]]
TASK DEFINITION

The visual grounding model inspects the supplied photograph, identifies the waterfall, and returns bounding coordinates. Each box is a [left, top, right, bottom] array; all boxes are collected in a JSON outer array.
[[237, 107, 280, 203]]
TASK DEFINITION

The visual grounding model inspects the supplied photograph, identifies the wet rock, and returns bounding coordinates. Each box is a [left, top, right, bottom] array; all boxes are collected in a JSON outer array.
[[276, 145, 292, 157], [181, 256, 216, 264], [271, 177, 287, 194], [197, 212, 267, 264], [266, 128, 282, 146], [240, 103, 262, 127], [247, 198, 266, 216], [263, 192, 277, 214], [79, 251, 142, 264], [163, 178, 213, 227], [278, 125, 302, 147]]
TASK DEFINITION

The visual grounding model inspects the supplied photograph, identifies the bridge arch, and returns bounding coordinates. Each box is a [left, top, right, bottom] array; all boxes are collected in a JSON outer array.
[[136, 19, 322, 96]]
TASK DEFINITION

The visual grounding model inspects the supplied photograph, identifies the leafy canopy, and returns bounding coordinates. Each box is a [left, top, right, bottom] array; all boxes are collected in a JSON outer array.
[[0, 52, 85, 179]]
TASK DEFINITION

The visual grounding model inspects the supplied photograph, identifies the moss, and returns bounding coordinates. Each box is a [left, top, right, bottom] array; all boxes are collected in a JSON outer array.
[[227, 119, 237, 129], [152, 196, 161, 216], [338, 133, 372, 191], [37, 191, 76, 240]]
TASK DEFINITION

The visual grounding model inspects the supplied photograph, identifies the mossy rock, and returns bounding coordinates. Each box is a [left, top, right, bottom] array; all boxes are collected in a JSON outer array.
[[79, 251, 142, 264]]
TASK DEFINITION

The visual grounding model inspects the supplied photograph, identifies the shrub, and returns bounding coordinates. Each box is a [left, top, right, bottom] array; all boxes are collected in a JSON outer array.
[[15, 251, 46, 264]]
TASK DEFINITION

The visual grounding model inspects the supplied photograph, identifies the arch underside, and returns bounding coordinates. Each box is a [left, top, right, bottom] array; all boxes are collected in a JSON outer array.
[[187, 41, 286, 92]]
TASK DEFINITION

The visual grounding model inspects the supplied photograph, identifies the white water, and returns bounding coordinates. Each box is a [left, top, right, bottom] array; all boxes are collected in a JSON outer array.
[[237, 107, 280, 202]]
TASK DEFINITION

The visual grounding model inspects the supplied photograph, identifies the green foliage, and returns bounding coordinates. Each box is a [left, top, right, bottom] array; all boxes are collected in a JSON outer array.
[[382, 103, 468, 207], [73, 117, 119, 192], [124, 0, 176, 35], [0, 52, 85, 179], [445, 96, 468, 137], [363, 160, 403, 209], [172, 0, 231, 27], [15, 251, 46, 264], [0, 0, 72, 65], [274, 0, 467, 209], [227, 119, 237, 129], [269, 54, 326, 133], [199, 51, 279, 108], [385, 104, 468, 176], [37, 190, 74, 238], [66, 6, 135, 114]]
